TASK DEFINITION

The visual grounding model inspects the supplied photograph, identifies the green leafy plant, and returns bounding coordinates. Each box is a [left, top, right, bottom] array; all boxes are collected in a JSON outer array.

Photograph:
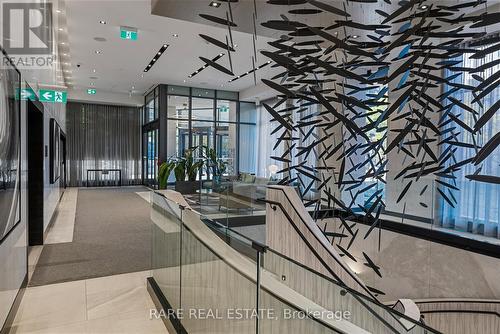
[[158, 160, 175, 189], [185, 148, 204, 181], [202, 145, 228, 180], [157, 147, 204, 188]]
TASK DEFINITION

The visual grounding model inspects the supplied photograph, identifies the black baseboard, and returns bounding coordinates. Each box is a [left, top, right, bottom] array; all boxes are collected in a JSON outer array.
[[0, 273, 28, 334], [214, 214, 266, 228], [147, 277, 187, 334]]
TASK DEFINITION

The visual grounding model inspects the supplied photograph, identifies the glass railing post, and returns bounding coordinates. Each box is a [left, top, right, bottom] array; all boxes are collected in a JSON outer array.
[[178, 204, 185, 312], [252, 241, 267, 334]]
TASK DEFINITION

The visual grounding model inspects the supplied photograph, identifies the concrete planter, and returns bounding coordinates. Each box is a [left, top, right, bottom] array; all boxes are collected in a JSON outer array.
[[174, 181, 199, 194]]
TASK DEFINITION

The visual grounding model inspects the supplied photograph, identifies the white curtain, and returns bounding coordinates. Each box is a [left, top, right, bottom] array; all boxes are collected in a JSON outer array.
[[441, 44, 500, 237]]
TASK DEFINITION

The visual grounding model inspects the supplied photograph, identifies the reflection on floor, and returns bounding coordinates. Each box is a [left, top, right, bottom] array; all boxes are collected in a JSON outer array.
[[10, 271, 167, 334]]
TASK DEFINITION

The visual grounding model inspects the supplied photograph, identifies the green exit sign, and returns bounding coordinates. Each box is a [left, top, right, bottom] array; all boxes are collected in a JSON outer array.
[[87, 89, 97, 95], [120, 26, 138, 40], [39, 89, 67, 103]]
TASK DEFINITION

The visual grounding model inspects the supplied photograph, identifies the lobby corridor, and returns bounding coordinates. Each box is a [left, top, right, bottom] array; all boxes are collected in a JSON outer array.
[[29, 187, 153, 286], [9, 187, 165, 334]]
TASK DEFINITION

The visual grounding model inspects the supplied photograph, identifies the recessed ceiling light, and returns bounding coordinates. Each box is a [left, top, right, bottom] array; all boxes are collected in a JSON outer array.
[[95, 50, 101, 54], [99, 20, 106, 24], [209, 1, 221, 8], [132, 86, 135, 89], [352, 35, 359, 39], [234, 44, 238, 47], [56, 9, 62, 13], [90, 82, 95, 86], [420, 5, 428, 9], [172, 34, 179, 38], [58, 28, 64, 31], [92, 69, 96, 73], [60, 42, 65, 45], [183, 79, 186, 83], [219, 53, 223, 56], [163, 44, 168, 47]]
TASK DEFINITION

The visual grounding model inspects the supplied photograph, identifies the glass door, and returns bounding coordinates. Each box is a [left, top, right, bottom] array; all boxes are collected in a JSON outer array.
[[143, 129, 158, 188]]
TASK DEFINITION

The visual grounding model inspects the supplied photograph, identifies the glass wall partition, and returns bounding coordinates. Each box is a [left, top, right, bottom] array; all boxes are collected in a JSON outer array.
[[216, 99, 238, 175], [239, 102, 258, 174], [166, 94, 190, 161], [143, 84, 260, 187], [144, 88, 158, 124], [143, 129, 158, 187], [143, 87, 160, 187]]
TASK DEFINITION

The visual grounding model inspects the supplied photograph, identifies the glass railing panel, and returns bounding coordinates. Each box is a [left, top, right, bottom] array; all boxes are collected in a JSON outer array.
[[151, 190, 438, 334], [197, 178, 230, 219], [180, 208, 257, 333], [196, 179, 269, 242], [200, 217, 260, 261], [262, 249, 437, 334], [259, 288, 343, 334], [151, 192, 183, 310]]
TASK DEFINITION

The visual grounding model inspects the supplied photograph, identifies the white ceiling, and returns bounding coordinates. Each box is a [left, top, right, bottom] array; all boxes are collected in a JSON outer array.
[[63, 0, 283, 98], [62, 0, 494, 102]]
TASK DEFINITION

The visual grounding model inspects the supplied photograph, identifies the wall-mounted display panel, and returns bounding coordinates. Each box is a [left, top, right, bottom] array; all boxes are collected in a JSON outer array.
[[49, 118, 60, 184]]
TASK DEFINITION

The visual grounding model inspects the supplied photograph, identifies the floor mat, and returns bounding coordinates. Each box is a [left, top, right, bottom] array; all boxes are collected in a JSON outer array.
[[29, 186, 152, 286]]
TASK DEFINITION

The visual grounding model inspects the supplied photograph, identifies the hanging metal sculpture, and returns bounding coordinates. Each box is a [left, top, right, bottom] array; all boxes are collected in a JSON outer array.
[[196, 0, 500, 294]]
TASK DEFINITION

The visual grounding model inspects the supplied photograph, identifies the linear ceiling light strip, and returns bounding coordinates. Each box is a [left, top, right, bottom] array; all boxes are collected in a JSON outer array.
[[228, 61, 272, 82], [188, 53, 224, 78], [144, 44, 169, 72]]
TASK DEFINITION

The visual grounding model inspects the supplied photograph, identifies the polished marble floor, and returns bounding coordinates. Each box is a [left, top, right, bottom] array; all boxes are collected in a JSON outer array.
[[9, 271, 168, 334]]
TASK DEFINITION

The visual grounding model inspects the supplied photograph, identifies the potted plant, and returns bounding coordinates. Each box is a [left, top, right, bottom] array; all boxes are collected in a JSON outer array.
[[157, 147, 204, 194], [202, 145, 228, 183], [158, 160, 175, 189]]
